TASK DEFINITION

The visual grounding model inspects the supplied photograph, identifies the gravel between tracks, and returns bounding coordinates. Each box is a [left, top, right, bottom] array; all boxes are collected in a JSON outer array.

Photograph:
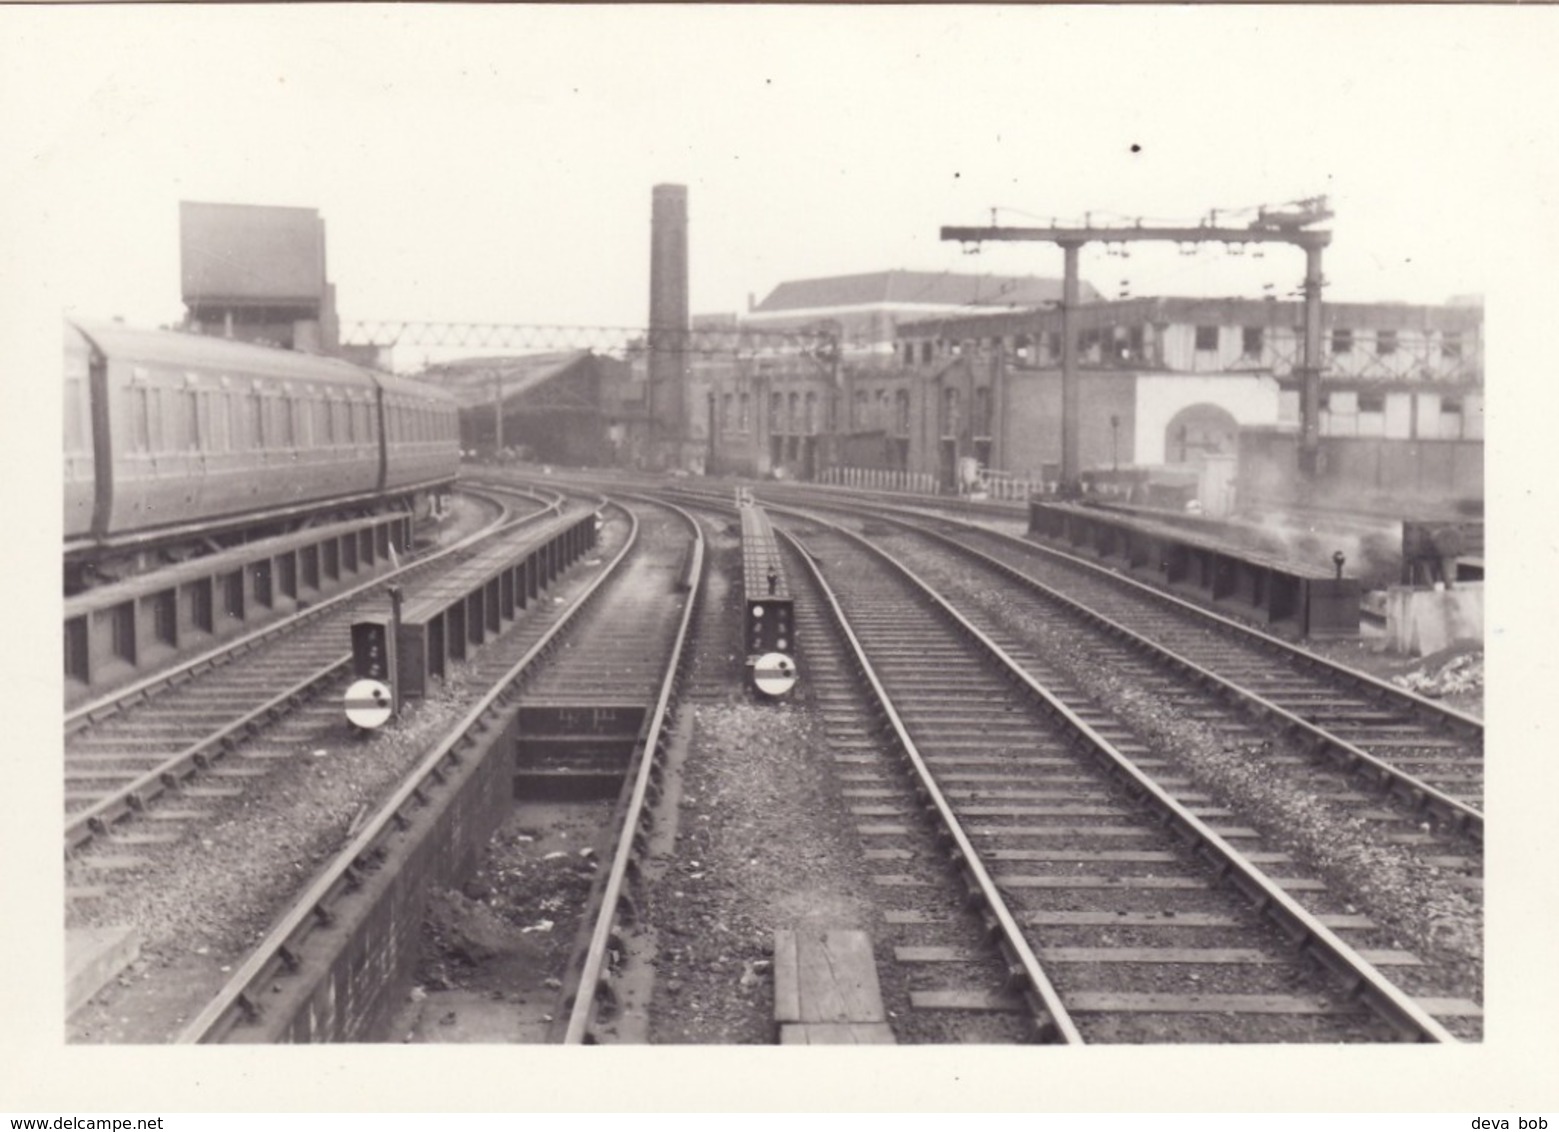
[[642, 528, 888, 1043], [885, 540, 1483, 1006], [65, 492, 567, 1043]]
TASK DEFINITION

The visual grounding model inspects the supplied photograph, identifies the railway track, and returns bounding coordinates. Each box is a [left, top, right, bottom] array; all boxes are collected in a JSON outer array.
[[776, 511, 1480, 1043], [775, 494, 1484, 846], [63, 485, 569, 855], [176, 496, 701, 1042]]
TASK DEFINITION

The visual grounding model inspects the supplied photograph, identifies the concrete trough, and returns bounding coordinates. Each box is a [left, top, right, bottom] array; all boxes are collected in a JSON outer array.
[[1030, 500, 1359, 638], [394, 512, 598, 699], [513, 703, 646, 799], [225, 706, 523, 1042], [66, 513, 411, 707]]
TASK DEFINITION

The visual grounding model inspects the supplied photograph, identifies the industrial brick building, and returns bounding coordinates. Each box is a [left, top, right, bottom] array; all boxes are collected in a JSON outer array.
[[701, 283, 1484, 512]]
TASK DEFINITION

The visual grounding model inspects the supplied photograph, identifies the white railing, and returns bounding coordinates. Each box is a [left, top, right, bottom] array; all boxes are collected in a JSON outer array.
[[819, 466, 939, 495]]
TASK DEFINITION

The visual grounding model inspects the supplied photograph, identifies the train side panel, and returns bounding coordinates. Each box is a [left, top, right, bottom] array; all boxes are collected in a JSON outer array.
[[377, 372, 460, 495], [63, 324, 99, 540], [74, 321, 383, 539]]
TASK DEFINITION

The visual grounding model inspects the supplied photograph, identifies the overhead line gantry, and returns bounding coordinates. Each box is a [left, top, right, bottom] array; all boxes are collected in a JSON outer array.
[[941, 198, 1333, 491]]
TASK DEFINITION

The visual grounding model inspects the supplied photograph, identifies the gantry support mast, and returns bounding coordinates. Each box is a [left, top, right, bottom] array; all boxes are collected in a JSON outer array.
[[941, 198, 1333, 492]]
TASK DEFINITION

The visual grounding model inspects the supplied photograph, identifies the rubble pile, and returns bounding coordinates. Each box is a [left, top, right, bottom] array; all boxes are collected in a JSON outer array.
[[1393, 651, 1483, 699]]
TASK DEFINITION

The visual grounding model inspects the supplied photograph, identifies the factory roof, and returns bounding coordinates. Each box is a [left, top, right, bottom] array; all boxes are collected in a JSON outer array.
[[751, 270, 1097, 314]]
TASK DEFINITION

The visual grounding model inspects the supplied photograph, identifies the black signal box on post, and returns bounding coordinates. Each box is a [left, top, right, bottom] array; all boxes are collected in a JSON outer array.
[[352, 617, 395, 682]]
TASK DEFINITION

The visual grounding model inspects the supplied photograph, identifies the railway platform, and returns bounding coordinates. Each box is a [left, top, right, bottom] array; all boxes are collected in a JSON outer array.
[[1029, 500, 1360, 638]]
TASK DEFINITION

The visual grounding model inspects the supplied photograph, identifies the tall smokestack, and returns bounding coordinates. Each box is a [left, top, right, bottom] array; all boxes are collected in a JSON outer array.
[[648, 184, 689, 455]]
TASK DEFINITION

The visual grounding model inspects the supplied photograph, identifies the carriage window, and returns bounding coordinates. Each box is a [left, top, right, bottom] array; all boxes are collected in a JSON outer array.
[[184, 390, 200, 450], [198, 392, 213, 451], [1194, 325, 1220, 351], [250, 392, 265, 448], [278, 396, 295, 447], [343, 399, 355, 443], [148, 388, 165, 451], [130, 387, 151, 452]]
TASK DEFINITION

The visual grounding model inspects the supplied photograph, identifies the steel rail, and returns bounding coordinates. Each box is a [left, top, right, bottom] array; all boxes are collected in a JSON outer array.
[[871, 513, 1483, 841], [65, 485, 554, 736], [66, 655, 351, 853], [849, 492, 1484, 740], [783, 523, 1084, 1045], [175, 497, 632, 1044], [770, 500, 1459, 1044], [560, 496, 705, 1044], [66, 491, 590, 853]]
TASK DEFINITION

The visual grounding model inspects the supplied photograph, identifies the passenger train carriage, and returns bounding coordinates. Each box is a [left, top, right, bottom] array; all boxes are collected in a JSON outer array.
[[64, 319, 459, 591]]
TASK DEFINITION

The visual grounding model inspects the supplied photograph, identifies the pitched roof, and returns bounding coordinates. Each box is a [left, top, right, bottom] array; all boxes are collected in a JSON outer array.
[[421, 352, 592, 410], [752, 270, 1096, 313]]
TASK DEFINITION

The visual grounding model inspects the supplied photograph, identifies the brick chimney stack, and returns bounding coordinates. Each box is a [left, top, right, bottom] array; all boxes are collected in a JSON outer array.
[[648, 184, 690, 453]]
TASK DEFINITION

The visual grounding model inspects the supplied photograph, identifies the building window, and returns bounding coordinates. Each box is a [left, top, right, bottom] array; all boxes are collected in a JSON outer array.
[[1194, 325, 1220, 351], [920, 340, 933, 365], [903, 342, 915, 367], [1242, 326, 1264, 357], [1377, 329, 1398, 356], [942, 387, 961, 437], [1331, 328, 1354, 355], [739, 392, 750, 432], [720, 392, 732, 432], [1358, 392, 1385, 413]]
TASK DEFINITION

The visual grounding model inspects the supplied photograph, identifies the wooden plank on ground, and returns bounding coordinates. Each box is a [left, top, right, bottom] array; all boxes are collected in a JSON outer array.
[[773, 928, 888, 1027], [779, 1022, 897, 1045]]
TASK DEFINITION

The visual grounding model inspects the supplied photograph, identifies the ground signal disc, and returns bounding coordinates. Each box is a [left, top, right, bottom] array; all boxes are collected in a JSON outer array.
[[344, 678, 394, 729], [752, 652, 798, 697]]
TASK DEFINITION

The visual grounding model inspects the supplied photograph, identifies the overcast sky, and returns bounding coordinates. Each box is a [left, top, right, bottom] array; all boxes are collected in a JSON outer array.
[[5, 5, 1557, 337]]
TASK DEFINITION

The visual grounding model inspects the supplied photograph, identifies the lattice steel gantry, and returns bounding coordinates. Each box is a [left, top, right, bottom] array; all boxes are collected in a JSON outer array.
[[942, 197, 1334, 489]]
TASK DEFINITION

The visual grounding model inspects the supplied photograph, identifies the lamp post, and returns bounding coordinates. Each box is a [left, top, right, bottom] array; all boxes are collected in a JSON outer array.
[[1111, 414, 1120, 473]]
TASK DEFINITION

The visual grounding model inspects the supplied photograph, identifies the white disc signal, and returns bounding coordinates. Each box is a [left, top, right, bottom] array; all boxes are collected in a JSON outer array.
[[752, 652, 798, 698], [344, 678, 394, 729]]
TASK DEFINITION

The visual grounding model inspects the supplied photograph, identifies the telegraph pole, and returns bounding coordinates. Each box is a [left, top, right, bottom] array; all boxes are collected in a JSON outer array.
[[941, 198, 1332, 492]]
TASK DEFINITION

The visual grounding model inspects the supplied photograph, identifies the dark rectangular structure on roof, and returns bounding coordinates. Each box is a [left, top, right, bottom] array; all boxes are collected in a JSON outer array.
[[180, 201, 326, 307]]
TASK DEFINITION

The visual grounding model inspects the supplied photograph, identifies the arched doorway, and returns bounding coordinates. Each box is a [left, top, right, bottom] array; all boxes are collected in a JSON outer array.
[[1164, 403, 1239, 464]]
